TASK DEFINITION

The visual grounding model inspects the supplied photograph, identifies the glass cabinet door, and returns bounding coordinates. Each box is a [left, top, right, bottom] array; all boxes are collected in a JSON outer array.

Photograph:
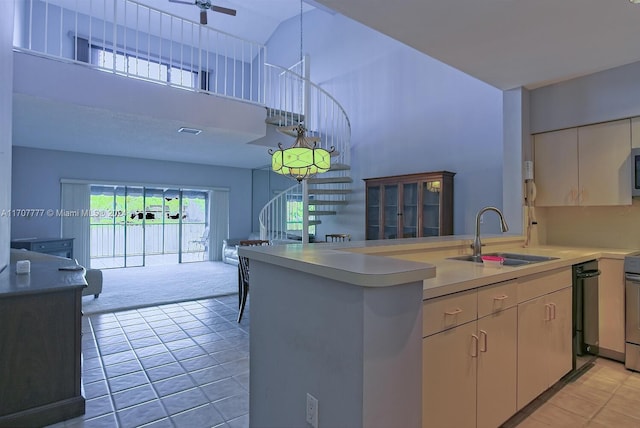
[[402, 182, 418, 238], [383, 184, 399, 239], [422, 180, 441, 237], [366, 185, 381, 239]]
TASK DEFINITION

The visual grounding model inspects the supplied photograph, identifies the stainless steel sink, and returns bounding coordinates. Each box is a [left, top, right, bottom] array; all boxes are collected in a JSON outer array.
[[485, 252, 559, 263], [447, 252, 558, 266]]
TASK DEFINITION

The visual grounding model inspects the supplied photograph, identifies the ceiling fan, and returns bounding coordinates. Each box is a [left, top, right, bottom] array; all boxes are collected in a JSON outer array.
[[168, 0, 237, 25]]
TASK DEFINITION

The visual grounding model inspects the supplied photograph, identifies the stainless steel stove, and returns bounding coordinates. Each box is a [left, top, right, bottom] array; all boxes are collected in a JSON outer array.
[[624, 252, 640, 371]]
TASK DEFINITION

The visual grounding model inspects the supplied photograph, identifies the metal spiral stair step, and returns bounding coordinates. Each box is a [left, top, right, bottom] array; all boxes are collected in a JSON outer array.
[[309, 210, 337, 216], [307, 176, 353, 184], [308, 200, 348, 206], [308, 189, 352, 195], [329, 163, 351, 171]]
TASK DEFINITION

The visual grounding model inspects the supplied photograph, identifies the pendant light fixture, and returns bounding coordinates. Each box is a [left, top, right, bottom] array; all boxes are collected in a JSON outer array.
[[269, 0, 334, 182]]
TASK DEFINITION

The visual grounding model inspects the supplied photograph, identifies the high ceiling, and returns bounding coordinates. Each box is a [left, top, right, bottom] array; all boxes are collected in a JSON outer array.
[[13, 1, 640, 169], [314, 0, 640, 90]]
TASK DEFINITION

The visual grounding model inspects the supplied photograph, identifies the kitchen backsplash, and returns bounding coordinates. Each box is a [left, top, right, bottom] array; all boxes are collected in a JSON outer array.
[[533, 199, 640, 249]]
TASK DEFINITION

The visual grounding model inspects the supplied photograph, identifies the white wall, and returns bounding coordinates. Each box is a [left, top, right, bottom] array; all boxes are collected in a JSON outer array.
[[11, 147, 254, 241], [0, 1, 15, 270], [267, 11, 504, 239]]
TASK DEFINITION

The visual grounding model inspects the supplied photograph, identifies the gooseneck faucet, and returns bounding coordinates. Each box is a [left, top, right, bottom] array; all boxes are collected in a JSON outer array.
[[472, 206, 509, 259]]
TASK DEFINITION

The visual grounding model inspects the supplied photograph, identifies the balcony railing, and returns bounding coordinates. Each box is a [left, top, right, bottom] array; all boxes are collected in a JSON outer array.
[[14, 0, 266, 104]]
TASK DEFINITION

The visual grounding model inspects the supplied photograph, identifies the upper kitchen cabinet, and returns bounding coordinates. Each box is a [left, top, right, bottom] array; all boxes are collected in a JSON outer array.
[[534, 119, 631, 207], [364, 171, 454, 240]]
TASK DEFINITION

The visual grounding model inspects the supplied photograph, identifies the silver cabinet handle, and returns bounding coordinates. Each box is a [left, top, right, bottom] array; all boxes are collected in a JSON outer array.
[[550, 303, 557, 320], [493, 295, 509, 301], [471, 334, 479, 357], [444, 308, 462, 316], [544, 303, 551, 321], [479, 330, 488, 352]]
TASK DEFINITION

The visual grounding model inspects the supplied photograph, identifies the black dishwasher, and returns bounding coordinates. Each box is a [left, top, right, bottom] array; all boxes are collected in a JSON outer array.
[[573, 260, 601, 372]]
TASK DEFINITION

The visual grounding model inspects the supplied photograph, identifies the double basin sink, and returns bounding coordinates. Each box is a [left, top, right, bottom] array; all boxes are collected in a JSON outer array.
[[447, 252, 559, 266]]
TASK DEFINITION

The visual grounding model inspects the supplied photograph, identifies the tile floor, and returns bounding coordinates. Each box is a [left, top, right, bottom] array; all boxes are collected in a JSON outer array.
[[50, 294, 640, 428], [50, 295, 250, 428], [504, 357, 640, 427]]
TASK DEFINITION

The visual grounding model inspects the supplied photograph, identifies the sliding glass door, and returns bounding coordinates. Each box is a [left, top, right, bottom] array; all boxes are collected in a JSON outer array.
[[90, 185, 210, 268]]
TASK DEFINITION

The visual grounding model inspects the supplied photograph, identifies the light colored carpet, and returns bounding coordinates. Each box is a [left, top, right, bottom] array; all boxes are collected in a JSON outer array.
[[82, 261, 239, 315]]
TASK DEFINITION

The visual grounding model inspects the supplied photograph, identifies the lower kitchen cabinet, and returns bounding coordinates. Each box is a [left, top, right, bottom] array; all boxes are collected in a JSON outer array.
[[423, 321, 477, 428], [476, 307, 517, 428], [517, 286, 572, 410], [599, 258, 625, 359], [422, 282, 517, 428]]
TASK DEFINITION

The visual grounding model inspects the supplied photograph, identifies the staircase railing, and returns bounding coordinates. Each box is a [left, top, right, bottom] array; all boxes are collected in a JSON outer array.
[[14, 0, 266, 104], [263, 63, 350, 167], [260, 64, 351, 242]]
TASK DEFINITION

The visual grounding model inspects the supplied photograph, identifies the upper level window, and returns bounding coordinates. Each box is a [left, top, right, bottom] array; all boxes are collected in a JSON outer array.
[[93, 48, 197, 88]]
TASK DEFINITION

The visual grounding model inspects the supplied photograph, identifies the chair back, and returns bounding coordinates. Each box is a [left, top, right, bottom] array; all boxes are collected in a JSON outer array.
[[238, 240, 270, 282], [325, 233, 351, 242]]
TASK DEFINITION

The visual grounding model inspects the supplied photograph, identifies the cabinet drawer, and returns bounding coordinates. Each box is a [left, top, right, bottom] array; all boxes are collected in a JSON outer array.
[[423, 289, 477, 337], [517, 268, 572, 303], [32, 239, 73, 252], [478, 280, 517, 317]]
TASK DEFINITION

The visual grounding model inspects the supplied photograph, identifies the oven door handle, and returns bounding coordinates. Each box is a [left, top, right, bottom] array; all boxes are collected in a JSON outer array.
[[625, 273, 640, 283]]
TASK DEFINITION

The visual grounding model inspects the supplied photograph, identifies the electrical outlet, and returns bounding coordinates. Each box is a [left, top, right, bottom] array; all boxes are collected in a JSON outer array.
[[306, 393, 318, 428]]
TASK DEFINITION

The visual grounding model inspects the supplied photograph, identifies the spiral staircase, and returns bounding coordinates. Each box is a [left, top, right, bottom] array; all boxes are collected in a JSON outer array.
[[259, 63, 352, 242]]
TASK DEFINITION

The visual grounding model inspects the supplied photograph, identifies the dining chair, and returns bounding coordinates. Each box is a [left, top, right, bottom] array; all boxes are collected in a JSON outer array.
[[325, 233, 351, 242], [237, 239, 270, 322]]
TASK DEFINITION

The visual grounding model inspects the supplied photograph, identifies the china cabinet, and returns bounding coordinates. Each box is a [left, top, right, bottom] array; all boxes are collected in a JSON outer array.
[[364, 171, 454, 240]]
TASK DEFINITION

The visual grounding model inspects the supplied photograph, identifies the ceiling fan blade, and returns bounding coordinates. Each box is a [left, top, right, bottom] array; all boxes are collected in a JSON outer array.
[[168, 0, 196, 5], [210, 5, 237, 16], [200, 10, 207, 24]]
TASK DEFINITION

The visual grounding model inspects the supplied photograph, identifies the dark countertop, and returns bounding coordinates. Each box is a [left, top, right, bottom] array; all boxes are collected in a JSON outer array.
[[0, 260, 87, 297]]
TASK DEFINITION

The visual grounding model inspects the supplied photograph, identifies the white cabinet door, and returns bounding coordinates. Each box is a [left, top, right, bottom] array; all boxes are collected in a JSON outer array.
[[578, 119, 631, 206], [423, 322, 477, 428], [517, 286, 573, 411], [517, 294, 549, 410], [546, 287, 573, 386], [534, 128, 579, 206], [599, 258, 625, 357], [476, 307, 517, 428]]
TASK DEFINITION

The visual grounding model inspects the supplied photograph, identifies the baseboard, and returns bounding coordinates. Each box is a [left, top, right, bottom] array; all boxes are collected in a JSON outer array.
[[599, 348, 625, 363], [0, 395, 85, 428]]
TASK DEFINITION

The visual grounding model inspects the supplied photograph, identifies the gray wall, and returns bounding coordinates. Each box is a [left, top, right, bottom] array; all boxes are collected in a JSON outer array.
[[530, 60, 640, 133], [0, 1, 14, 270], [11, 147, 254, 240], [266, 10, 505, 239]]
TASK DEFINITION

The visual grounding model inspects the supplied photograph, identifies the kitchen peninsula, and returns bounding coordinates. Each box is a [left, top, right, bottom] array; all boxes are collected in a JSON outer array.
[[240, 235, 631, 428]]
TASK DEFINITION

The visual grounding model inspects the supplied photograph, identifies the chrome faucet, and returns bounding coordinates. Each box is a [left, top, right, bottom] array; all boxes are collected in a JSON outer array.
[[472, 206, 509, 258]]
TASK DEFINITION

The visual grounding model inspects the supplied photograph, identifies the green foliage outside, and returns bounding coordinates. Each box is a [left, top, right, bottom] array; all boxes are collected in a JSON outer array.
[[90, 194, 206, 225]]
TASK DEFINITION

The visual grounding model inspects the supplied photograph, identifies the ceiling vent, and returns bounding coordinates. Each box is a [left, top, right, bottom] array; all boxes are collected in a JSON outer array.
[[178, 127, 202, 135]]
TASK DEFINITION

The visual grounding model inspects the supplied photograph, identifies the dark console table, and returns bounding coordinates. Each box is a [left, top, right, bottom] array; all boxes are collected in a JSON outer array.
[[0, 260, 86, 427], [11, 237, 74, 259]]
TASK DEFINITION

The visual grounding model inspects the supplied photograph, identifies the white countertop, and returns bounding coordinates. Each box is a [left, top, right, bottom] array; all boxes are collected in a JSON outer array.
[[239, 243, 436, 287], [239, 235, 635, 297], [414, 245, 631, 299]]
